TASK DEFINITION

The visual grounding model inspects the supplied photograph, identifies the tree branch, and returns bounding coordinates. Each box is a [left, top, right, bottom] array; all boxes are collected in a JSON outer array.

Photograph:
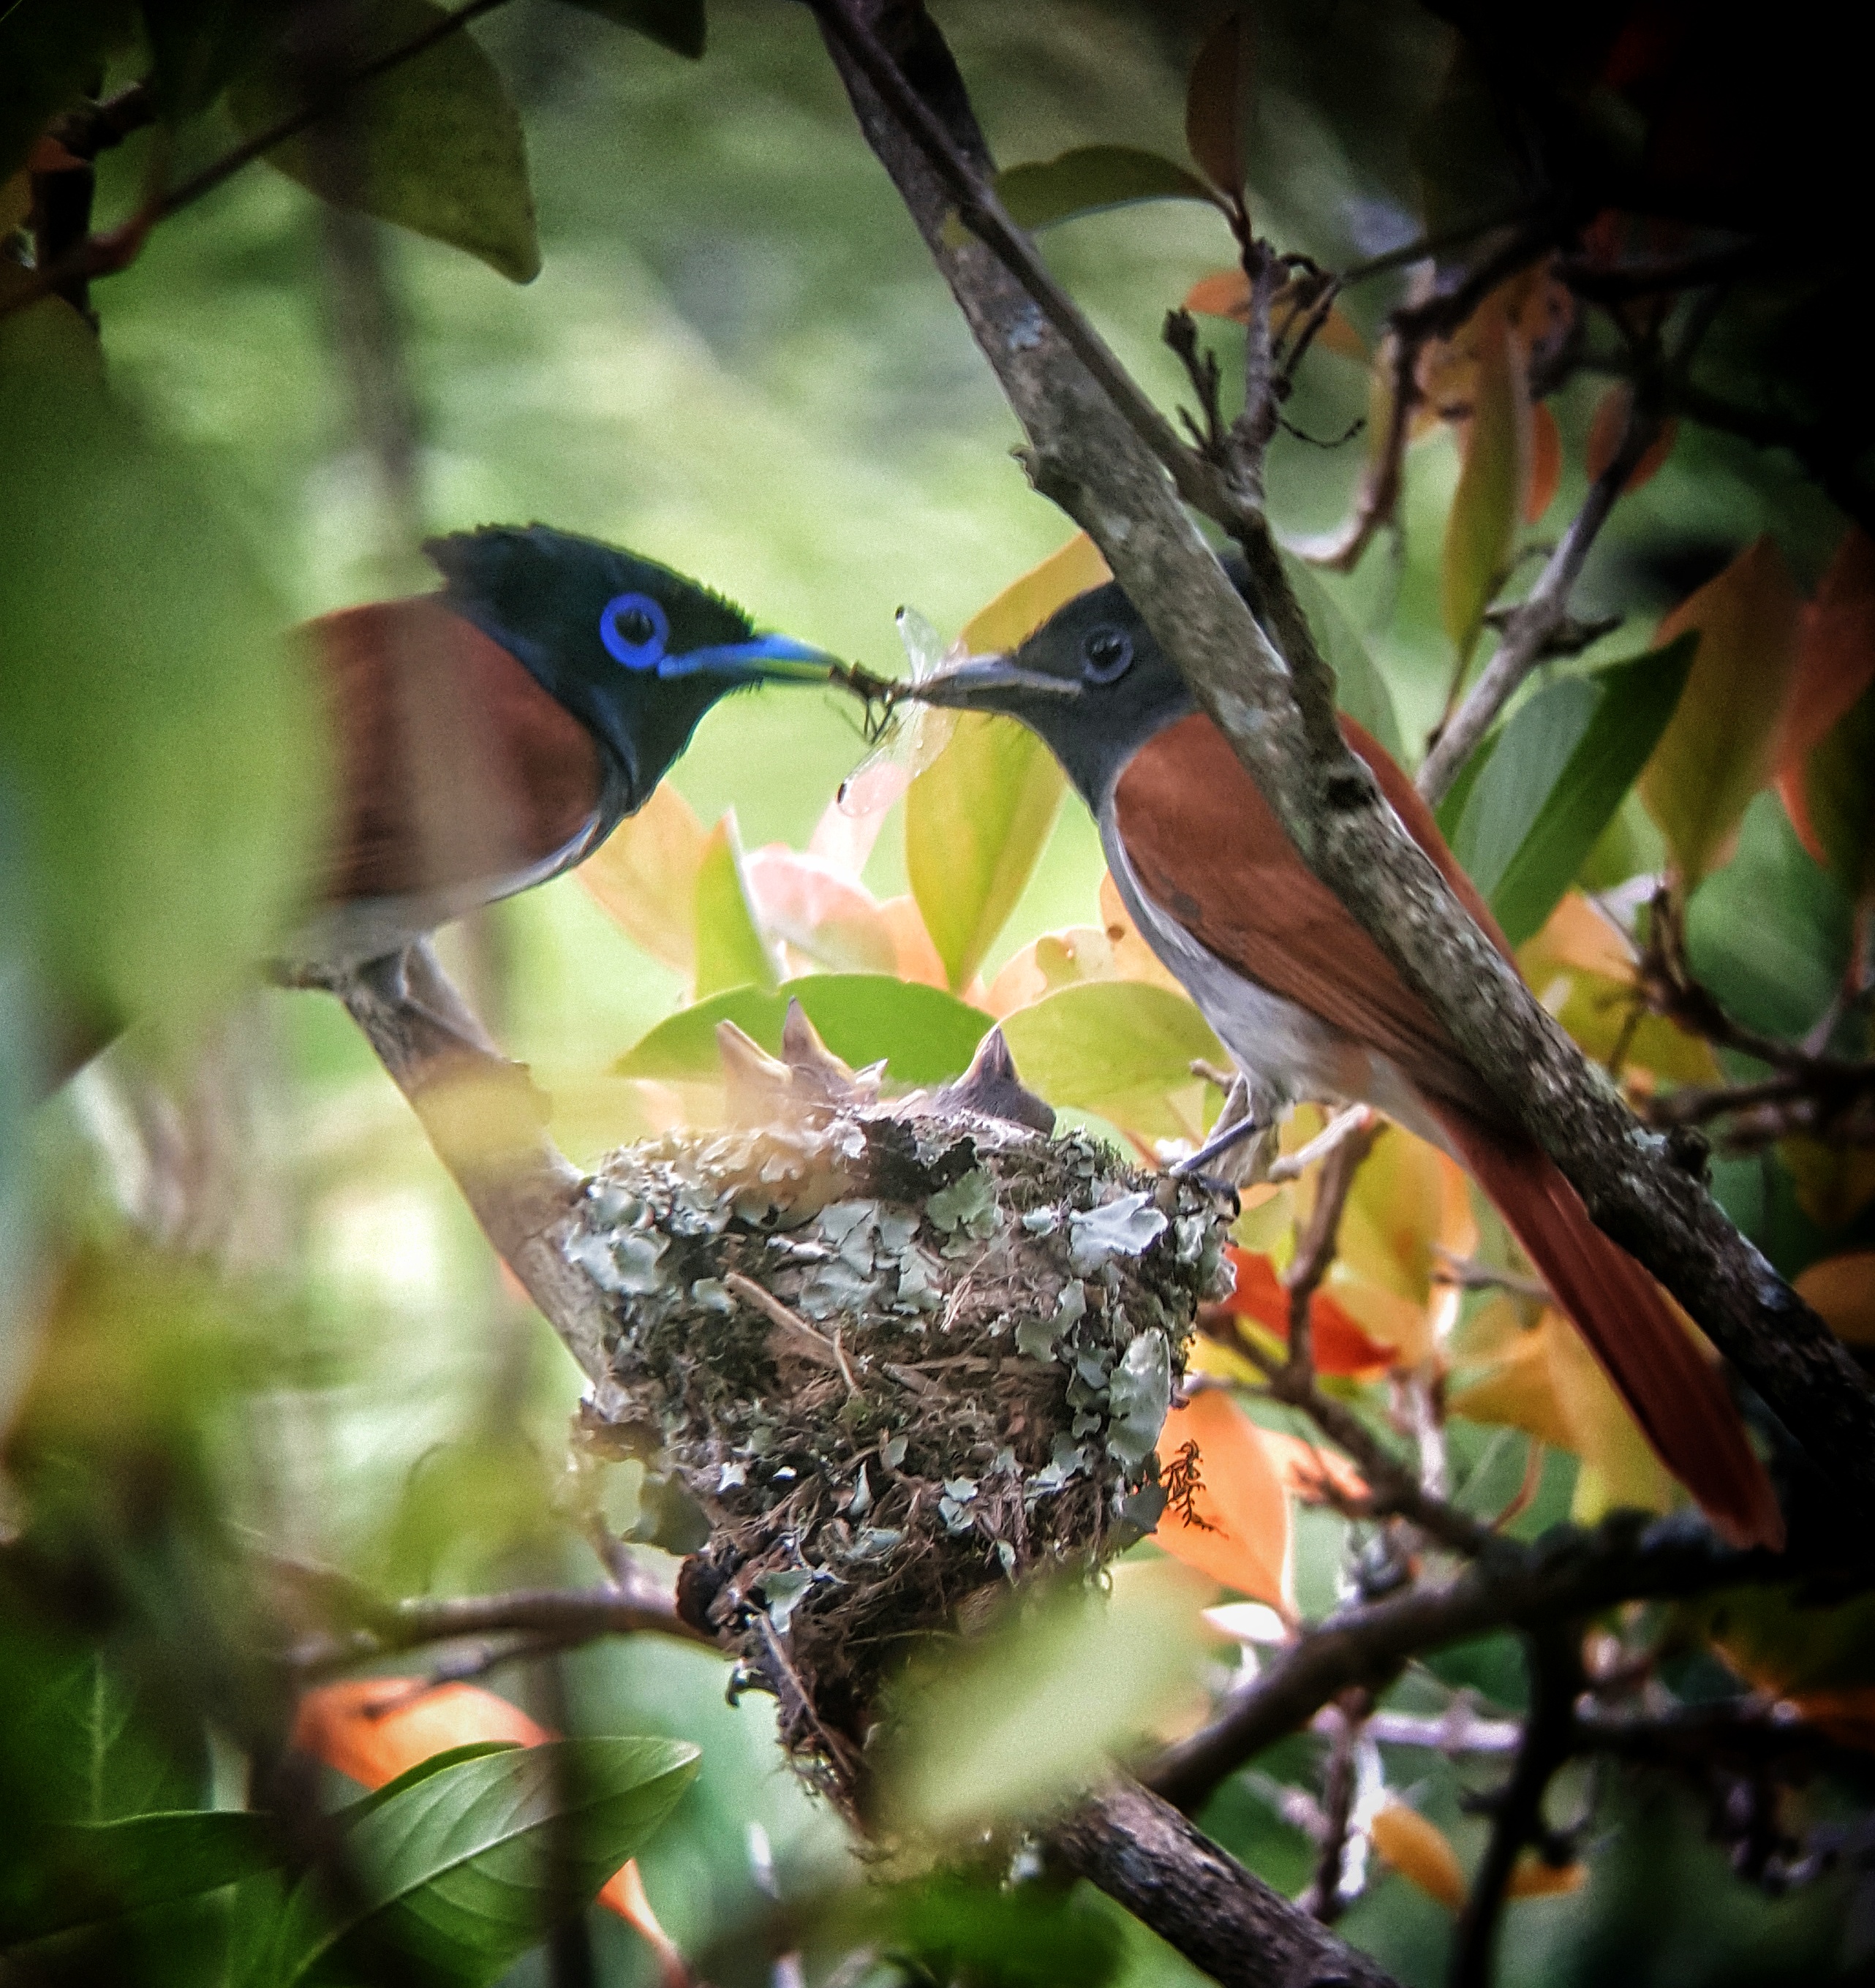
[[1048, 1777, 1403, 1988], [810, 0, 1875, 1535]]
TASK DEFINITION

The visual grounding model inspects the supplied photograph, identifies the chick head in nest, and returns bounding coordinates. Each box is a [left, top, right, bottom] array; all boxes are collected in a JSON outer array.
[[563, 1003, 1234, 1810]]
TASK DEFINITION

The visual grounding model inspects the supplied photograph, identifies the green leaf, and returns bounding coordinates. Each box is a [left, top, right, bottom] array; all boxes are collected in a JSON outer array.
[[1184, 12, 1246, 194], [331, 1743, 524, 1829], [1804, 680, 1875, 903], [1448, 635, 1695, 946], [614, 975, 991, 1088], [227, 0, 540, 283], [0, 1, 134, 179], [995, 147, 1221, 232], [1280, 553, 1402, 757], [1640, 537, 1801, 885], [997, 983, 1225, 1141], [0, 300, 326, 1044], [271, 1736, 698, 1986], [906, 714, 1065, 991], [1439, 303, 1526, 668], [691, 812, 778, 999], [552, 0, 705, 58], [1, 1811, 276, 1944], [140, 0, 288, 117]]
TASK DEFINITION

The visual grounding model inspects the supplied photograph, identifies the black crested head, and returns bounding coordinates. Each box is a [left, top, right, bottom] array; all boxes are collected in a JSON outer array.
[[425, 524, 834, 815], [912, 577, 1198, 807]]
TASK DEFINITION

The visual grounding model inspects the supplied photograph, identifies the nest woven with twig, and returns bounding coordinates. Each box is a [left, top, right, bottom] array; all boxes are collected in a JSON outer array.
[[560, 1012, 1232, 1810]]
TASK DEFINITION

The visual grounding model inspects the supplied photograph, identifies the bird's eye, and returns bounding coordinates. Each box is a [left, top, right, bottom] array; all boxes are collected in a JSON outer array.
[[1081, 625, 1133, 684], [599, 592, 671, 669]]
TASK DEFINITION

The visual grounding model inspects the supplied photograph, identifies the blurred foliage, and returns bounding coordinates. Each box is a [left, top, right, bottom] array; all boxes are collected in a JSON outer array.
[[4, 1, 1875, 1984]]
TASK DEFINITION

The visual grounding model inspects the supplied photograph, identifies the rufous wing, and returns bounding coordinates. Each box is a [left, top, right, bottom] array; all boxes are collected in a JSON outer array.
[[309, 596, 603, 905]]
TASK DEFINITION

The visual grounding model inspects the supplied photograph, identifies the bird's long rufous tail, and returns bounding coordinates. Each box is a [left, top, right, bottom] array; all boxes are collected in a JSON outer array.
[[1435, 1105, 1784, 1551]]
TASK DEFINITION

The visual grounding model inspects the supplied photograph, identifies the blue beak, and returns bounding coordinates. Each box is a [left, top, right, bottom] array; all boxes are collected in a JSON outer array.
[[660, 632, 842, 683]]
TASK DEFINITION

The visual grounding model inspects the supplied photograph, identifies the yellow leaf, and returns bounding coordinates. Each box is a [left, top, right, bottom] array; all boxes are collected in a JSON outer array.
[[691, 812, 778, 999], [1507, 1853, 1588, 1898], [1335, 1125, 1476, 1306], [960, 531, 1111, 655], [984, 925, 1118, 1017], [1370, 1801, 1466, 1911], [1640, 537, 1803, 885], [1544, 1309, 1678, 1524], [1781, 1137, 1875, 1230], [906, 714, 1065, 991], [1098, 869, 1188, 994], [578, 779, 703, 972], [1441, 299, 1531, 667], [1447, 1300, 1576, 1452], [1795, 1252, 1875, 1344], [1153, 1389, 1292, 1610]]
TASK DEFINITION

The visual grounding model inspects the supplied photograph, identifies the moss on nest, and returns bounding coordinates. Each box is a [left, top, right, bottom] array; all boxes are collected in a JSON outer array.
[[562, 1014, 1231, 1810]]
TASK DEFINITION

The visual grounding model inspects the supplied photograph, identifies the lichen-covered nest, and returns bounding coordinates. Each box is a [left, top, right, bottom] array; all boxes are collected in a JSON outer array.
[[562, 1013, 1231, 1810]]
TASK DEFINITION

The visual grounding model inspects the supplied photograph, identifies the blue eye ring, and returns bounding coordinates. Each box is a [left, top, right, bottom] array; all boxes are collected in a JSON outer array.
[[1081, 625, 1133, 684], [600, 592, 671, 670]]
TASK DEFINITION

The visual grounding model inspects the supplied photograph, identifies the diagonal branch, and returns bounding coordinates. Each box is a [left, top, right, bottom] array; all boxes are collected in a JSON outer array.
[[809, 0, 1875, 1535]]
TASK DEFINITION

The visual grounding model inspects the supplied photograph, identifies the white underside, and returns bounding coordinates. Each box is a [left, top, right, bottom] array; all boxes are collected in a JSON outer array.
[[280, 811, 605, 974], [1098, 809, 1448, 1150]]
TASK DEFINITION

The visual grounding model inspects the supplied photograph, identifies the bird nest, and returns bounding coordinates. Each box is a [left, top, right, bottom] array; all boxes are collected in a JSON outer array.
[[561, 1010, 1232, 1813]]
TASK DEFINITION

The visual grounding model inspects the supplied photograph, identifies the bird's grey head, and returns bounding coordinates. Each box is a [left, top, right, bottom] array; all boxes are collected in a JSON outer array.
[[908, 580, 1196, 806]]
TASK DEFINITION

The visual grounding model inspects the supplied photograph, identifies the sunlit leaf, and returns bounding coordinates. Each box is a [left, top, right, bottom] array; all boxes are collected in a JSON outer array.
[[554, 0, 705, 58], [614, 975, 990, 1088], [744, 844, 899, 975], [1795, 1252, 1875, 1344], [578, 779, 705, 973], [878, 1560, 1209, 1835], [229, 0, 541, 282], [1640, 537, 1802, 885], [1775, 527, 1875, 859], [1184, 10, 1245, 193], [691, 812, 778, 998], [0, 1811, 277, 1943], [1447, 1297, 1574, 1451], [1335, 1124, 1474, 1308], [1446, 635, 1695, 945], [1584, 384, 1677, 492], [984, 925, 1123, 1018], [995, 146, 1221, 231], [1549, 1308, 1678, 1524], [1440, 298, 1530, 668], [1153, 1390, 1291, 1608], [1525, 400, 1561, 522], [268, 1737, 698, 1984], [906, 714, 1064, 993], [998, 981, 1224, 1142], [1369, 1800, 1465, 1911], [960, 532, 1112, 655]]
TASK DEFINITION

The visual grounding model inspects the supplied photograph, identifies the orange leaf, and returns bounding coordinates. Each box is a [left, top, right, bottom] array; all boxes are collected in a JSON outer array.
[[1585, 383, 1678, 491], [1525, 401, 1561, 523], [1370, 1801, 1466, 1911], [1212, 1244, 1397, 1376], [293, 1679, 679, 1960], [1185, 267, 1250, 317], [1184, 12, 1244, 195], [1507, 1853, 1588, 1898], [1154, 1389, 1291, 1609], [1787, 1687, 1875, 1752], [1640, 537, 1802, 884], [1256, 1427, 1368, 1505], [1183, 265, 1369, 362], [1795, 1252, 1875, 1344], [290, 1678, 548, 1790], [1776, 528, 1875, 863]]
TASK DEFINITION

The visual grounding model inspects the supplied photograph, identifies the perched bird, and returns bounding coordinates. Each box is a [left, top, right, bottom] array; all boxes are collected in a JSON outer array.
[[290, 524, 838, 972], [910, 569, 1783, 1550]]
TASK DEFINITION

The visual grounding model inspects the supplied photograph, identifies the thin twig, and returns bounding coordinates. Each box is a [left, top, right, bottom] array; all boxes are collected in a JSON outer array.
[[1304, 1689, 1373, 1922], [1449, 1626, 1582, 1988], [0, 0, 518, 324]]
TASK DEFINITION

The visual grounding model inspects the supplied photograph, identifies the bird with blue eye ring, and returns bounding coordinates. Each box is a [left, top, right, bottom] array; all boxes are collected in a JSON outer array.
[[284, 521, 844, 975]]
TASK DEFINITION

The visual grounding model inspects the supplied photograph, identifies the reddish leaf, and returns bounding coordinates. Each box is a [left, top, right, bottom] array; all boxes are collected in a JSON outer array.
[[1154, 1389, 1291, 1609], [1584, 383, 1678, 491], [1776, 529, 1875, 863], [1212, 1244, 1397, 1375], [1640, 537, 1802, 883], [1185, 12, 1245, 196], [1525, 401, 1562, 523]]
